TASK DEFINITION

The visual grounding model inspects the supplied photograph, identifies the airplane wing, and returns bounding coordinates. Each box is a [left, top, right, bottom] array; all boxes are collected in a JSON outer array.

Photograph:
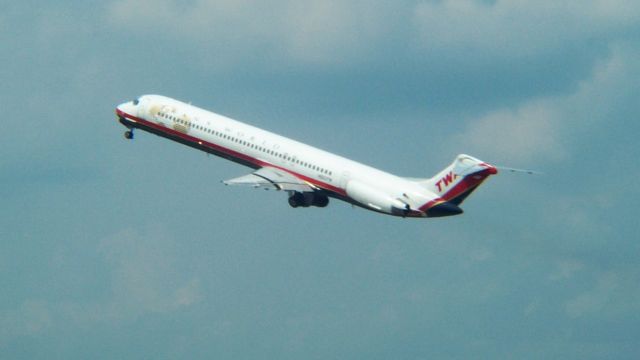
[[223, 166, 316, 192]]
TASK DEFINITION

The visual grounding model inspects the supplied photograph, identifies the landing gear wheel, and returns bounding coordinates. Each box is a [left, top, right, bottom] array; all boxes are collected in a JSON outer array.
[[312, 195, 329, 208], [288, 192, 306, 208], [124, 130, 134, 140]]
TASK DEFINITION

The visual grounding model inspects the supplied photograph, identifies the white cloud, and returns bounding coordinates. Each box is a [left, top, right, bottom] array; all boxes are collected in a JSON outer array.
[[413, 0, 640, 58], [98, 226, 203, 318], [450, 101, 566, 164], [282, 1, 387, 65], [105, 0, 640, 73], [0, 300, 52, 345], [468, 247, 494, 263], [544, 195, 610, 235], [549, 259, 585, 281], [563, 42, 640, 125], [565, 269, 640, 319], [106, 0, 393, 67], [175, 278, 203, 306], [107, 0, 283, 67], [448, 40, 640, 164], [20, 227, 205, 329], [565, 271, 618, 318], [523, 297, 541, 316]]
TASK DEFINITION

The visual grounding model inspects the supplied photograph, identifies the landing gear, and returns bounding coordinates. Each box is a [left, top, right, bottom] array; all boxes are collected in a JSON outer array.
[[312, 195, 329, 207], [124, 130, 134, 140], [288, 192, 305, 208], [288, 192, 329, 208]]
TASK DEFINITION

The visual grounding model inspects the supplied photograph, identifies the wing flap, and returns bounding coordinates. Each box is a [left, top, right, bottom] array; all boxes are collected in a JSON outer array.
[[223, 167, 315, 192], [223, 173, 277, 189]]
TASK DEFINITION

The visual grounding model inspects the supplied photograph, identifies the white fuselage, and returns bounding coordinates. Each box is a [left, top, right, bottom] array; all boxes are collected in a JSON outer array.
[[116, 95, 446, 216]]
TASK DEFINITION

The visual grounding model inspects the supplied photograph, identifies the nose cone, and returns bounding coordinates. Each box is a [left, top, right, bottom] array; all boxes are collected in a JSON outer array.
[[116, 101, 137, 119], [426, 201, 464, 217]]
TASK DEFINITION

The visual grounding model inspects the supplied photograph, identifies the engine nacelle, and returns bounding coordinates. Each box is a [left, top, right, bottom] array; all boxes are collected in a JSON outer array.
[[346, 180, 407, 215]]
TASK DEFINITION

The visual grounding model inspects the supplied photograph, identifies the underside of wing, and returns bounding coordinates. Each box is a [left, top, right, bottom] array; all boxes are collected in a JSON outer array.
[[223, 166, 316, 192]]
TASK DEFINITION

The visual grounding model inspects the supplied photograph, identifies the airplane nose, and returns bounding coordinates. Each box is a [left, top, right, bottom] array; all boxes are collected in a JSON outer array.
[[425, 201, 464, 217], [116, 101, 137, 119]]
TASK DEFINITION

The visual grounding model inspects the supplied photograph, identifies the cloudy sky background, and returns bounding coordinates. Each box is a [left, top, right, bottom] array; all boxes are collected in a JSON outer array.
[[2, 0, 639, 358]]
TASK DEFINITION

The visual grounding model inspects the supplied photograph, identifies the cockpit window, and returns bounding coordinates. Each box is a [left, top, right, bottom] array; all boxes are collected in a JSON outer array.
[[132, 98, 140, 105]]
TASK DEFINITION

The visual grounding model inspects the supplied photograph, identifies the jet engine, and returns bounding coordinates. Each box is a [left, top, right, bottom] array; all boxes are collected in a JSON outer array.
[[345, 180, 409, 215]]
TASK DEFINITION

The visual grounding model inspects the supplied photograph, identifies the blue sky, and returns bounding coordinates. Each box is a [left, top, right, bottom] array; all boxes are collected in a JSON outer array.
[[1, 1, 639, 358]]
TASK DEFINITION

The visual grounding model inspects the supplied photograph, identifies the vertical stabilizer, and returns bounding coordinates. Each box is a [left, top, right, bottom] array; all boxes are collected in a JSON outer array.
[[419, 154, 497, 205]]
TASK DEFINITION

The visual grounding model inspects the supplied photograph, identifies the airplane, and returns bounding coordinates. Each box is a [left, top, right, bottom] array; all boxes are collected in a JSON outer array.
[[116, 95, 499, 218]]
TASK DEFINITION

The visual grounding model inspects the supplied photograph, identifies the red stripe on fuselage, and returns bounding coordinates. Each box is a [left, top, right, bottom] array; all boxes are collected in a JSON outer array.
[[117, 109, 348, 196]]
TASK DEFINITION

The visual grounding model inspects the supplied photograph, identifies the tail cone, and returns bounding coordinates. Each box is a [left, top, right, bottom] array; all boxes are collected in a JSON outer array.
[[426, 202, 464, 217]]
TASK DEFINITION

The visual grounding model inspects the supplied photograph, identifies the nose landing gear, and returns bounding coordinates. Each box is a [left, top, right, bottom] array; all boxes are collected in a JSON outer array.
[[119, 115, 135, 140]]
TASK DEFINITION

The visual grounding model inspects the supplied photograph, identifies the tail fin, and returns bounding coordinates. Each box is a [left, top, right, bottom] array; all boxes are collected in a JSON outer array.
[[419, 154, 498, 205]]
